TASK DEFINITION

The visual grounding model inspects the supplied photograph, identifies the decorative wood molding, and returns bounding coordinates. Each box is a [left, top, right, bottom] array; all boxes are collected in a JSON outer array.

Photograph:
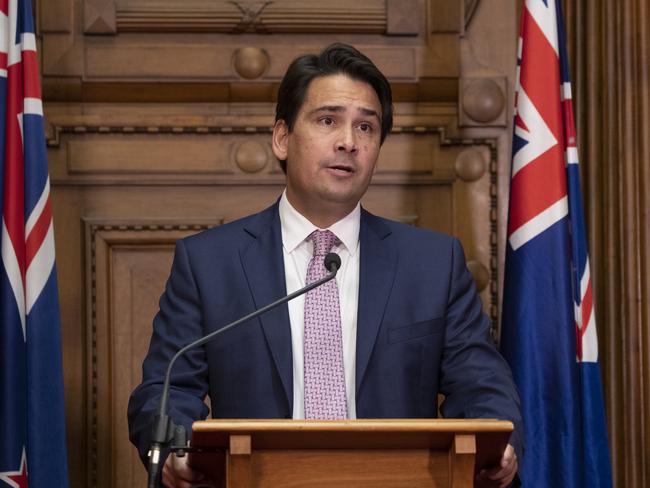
[[41, 31, 84, 77], [42, 80, 459, 104], [114, 0, 386, 34], [386, 0, 419, 36], [47, 122, 491, 149], [80, 45, 421, 81], [84, 0, 117, 34], [46, 120, 496, 184], [460, 76, 507, 127], [429, 0, 461, 33], [464, 0, 481, 29], [40, 0, 74, 33], [77, 0, 467, 36], [487, 142, 499, 332], [46, 123, 274, 148]]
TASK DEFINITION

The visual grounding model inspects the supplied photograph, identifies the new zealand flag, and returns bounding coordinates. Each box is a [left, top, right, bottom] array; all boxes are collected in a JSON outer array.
[[0, 0, 69, 486], [501, 0, 613, 486]]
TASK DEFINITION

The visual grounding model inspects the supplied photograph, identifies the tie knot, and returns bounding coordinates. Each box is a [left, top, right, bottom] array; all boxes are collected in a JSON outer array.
[[309, 230, 340, 257]]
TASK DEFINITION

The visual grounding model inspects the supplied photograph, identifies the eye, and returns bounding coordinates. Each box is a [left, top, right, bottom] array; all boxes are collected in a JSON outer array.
[[319, 116, 335, 126], [359, 122, 374, 133]]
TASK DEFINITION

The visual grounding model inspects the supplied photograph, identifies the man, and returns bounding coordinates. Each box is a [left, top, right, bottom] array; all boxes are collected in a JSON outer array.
[[128, 43, 523, 487]]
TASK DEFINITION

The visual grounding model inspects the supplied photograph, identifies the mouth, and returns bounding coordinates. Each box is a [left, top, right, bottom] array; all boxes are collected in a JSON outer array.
[[326, 163, 355, 175]]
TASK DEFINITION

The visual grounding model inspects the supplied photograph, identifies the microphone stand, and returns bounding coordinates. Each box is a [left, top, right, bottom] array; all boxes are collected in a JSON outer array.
[[147, 253, 341, 487]]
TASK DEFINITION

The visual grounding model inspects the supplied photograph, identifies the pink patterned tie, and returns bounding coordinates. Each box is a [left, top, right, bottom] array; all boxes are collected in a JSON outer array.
[[303, 230, 347, 419]]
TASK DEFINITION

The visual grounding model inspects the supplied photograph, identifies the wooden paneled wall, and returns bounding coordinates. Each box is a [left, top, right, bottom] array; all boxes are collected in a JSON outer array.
[[565, 1, 650, 486], [37, 1, 521, 486]]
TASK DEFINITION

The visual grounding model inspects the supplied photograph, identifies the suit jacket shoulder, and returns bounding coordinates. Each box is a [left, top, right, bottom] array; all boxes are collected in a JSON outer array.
[[360, 208, 459, 264], [182, 201, 280, 255]]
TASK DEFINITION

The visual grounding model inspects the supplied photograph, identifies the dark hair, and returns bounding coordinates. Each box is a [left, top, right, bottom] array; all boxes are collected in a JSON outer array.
[[274, 43, 393, 172]]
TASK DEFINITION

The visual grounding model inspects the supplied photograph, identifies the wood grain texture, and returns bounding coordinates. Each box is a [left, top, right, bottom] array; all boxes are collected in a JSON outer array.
[[84, 0, 117, 34], [450, 434, 476, 488], [39, 0, 74, 33], [115, 0, 387, 34], [247, 449, 448, 487], [228, 435, 252, 488], [39, 0, 463, 96], [85, 221, 220, 487], [190, 419, 510, 488]]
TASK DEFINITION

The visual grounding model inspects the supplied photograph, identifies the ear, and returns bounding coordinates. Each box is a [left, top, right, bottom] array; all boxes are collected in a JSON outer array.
[[272, 119, 289, 161]]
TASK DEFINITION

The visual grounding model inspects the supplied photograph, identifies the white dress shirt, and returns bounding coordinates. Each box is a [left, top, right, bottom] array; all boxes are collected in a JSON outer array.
[[278, 191, 360, 419]]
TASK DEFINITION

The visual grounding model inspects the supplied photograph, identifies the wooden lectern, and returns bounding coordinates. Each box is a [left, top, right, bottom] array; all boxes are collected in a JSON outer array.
[[188, 419, 513, 488]]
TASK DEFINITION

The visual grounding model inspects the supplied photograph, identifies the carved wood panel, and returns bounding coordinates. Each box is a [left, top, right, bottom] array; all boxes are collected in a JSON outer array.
[[86, 222, 219, 487]]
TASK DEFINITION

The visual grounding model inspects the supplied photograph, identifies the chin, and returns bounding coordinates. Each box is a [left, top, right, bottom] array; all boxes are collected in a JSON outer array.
[[319, 189, 364, 207]]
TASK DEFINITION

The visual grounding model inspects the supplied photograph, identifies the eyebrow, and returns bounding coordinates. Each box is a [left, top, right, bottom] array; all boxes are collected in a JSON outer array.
[[309, 105, 381, 122]]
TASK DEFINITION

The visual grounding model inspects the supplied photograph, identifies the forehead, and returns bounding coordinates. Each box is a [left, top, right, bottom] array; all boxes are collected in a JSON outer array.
[[300, 74, 381, 114]]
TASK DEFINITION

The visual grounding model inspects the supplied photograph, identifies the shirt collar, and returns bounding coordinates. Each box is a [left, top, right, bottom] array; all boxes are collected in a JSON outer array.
[[279, 190, 360, 256]]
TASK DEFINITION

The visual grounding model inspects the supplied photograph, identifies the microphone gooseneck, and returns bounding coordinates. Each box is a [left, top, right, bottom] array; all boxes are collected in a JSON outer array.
[[147, 253, 341, 487]]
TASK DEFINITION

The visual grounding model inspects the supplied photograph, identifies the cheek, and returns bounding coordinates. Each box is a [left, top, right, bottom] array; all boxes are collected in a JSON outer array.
[[293, 137, 319, 161], [361, 145, 380, 166]]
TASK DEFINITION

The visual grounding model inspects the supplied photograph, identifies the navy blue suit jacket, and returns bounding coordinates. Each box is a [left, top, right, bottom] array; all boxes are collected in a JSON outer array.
[[128, 201, 523, 461]]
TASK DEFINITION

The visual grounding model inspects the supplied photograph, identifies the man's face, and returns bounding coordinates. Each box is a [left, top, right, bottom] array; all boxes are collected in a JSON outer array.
[[272, 74, 382, 223]]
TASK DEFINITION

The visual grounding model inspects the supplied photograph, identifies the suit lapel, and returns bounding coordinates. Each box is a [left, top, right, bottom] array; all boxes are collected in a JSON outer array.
[[239, 203, 293, 410], [356, 210, 398, 395]]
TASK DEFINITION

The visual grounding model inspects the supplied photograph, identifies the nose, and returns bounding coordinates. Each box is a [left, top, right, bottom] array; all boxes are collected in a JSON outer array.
[[336, 126, 357, 154]]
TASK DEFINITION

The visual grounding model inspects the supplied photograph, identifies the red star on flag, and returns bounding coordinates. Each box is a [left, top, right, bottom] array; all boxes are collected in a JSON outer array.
[[0, 448, 28, 488]]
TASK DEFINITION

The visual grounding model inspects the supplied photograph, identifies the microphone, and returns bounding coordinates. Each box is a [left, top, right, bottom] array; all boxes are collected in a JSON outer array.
[[324, 252, 341, 273], [147, 252, 341, 487]]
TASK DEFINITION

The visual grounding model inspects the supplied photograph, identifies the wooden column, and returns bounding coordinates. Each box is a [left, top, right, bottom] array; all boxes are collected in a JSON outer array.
[[449, 434, 476, 488], [227, 435, 252, 488], [565, 1, 650, 486]]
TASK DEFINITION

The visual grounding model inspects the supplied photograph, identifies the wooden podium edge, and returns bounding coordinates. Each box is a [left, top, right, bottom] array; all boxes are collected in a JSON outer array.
[[192, 418, 514, 433], [188, 419, 513, 488]]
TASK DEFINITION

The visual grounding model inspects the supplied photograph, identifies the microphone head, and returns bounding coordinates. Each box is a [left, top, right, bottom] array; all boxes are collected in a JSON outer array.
[[324, 252, 341, 273]]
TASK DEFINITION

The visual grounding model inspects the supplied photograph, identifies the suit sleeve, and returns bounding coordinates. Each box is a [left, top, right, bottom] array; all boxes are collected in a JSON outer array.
[[438, 238, 524, 461], [127, 238, 210, 464]]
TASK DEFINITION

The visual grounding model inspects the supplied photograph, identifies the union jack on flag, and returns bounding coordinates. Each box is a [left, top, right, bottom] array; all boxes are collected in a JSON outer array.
[[0, 0, 69, 487], [501, 0, 613, 486]]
